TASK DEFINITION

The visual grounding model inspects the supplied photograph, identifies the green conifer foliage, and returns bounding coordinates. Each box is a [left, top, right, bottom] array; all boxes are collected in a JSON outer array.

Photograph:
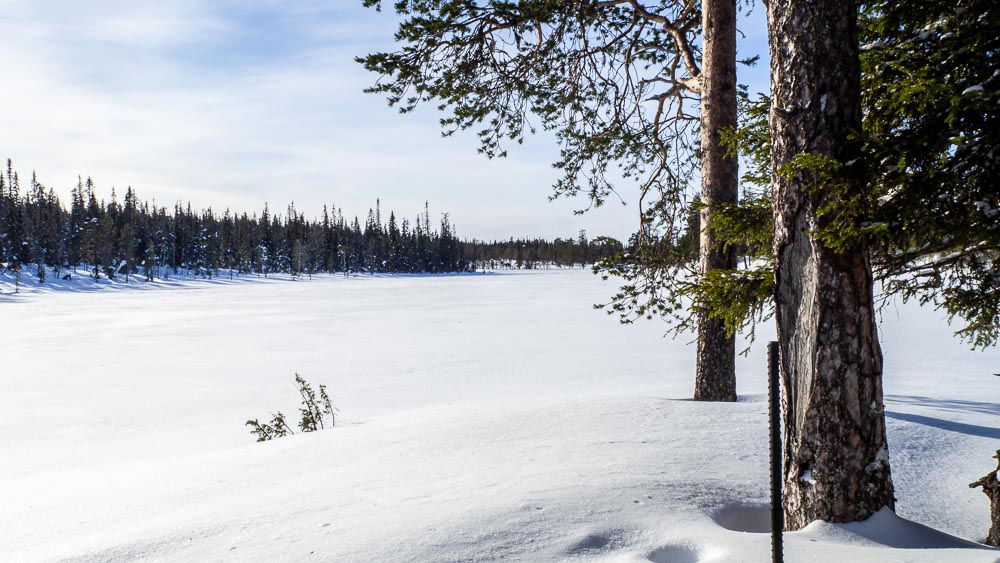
[[608, 2, 1000, 348]]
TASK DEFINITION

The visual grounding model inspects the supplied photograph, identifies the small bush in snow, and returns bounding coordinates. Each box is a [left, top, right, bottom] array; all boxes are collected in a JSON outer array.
[[245, 412, 295, 442], [245, 374, 337, 442], [295, 373, 337, 431]]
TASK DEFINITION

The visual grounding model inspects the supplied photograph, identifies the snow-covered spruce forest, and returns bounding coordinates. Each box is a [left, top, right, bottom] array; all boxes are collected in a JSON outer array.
[[0, 162, 620, 286]]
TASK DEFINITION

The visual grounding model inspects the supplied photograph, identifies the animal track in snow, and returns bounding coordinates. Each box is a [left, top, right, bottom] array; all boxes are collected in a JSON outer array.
[[711, 504, 771, 533], [646, 542, 728, 562], [564, 528, 628, 556]]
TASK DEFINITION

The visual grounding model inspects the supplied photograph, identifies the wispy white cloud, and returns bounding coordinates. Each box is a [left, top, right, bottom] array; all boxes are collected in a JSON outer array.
[[0, 1, 768, 240]]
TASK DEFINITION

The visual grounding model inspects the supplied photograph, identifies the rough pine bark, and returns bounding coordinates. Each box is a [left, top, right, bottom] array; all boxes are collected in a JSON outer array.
[[694, 0, 738, 402], [969, 450, 1000, 546], [765, 0, 895, 528]]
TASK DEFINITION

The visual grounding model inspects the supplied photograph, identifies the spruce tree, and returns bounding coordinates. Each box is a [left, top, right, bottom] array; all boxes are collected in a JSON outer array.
[[0, 160, 615, 282]]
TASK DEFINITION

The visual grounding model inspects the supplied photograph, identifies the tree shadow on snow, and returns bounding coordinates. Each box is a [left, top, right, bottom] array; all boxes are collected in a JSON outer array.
[[886, 394, 1000, 417], [884, 410, 1000, 439]]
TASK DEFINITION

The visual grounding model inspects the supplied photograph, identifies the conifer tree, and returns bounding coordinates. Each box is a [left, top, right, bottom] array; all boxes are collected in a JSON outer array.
[[6, 167, 25, 289], [360, 0, 746, 400], [0, 160, 618, 285]]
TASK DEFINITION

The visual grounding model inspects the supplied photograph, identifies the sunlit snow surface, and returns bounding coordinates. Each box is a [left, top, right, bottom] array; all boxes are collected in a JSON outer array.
[[2, 269, 998, 562]]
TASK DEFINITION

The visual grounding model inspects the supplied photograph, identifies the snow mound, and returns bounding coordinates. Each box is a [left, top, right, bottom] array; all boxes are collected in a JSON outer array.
[[646, 542, 728, 562], [798, 507, 992, 550]]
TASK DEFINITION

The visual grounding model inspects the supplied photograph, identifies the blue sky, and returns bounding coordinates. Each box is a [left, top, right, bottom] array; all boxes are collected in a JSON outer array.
[[0, 1, 770, 240]]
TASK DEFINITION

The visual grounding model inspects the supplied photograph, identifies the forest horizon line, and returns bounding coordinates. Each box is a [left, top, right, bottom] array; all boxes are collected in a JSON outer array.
[[0, 158, 624, 285]]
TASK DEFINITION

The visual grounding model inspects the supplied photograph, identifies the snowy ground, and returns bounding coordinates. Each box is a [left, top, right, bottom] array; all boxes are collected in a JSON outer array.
[[1, 269, 998, 562]]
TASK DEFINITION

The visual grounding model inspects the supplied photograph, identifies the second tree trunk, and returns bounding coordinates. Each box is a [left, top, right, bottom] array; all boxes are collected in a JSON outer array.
[[694, 0, 738, 403]]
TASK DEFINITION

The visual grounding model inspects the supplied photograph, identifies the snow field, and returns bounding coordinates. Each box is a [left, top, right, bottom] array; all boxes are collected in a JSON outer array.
[[1, 269, 997, 561]]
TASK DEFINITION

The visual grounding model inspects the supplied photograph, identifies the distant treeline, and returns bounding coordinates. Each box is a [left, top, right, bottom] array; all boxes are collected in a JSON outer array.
[[0, 160, 621, 284]]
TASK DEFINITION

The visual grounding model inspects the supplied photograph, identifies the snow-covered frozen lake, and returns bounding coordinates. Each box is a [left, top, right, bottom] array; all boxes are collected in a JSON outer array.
[[2, 269, 997, 561]]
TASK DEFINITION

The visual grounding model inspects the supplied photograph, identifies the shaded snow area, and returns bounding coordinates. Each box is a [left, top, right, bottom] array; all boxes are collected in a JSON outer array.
[[2, 270, 998, 562]]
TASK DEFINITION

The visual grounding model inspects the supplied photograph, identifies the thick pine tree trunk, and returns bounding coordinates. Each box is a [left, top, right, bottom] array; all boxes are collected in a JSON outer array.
[[766, 0, 895, 528], [694, 0, 738, 402]]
